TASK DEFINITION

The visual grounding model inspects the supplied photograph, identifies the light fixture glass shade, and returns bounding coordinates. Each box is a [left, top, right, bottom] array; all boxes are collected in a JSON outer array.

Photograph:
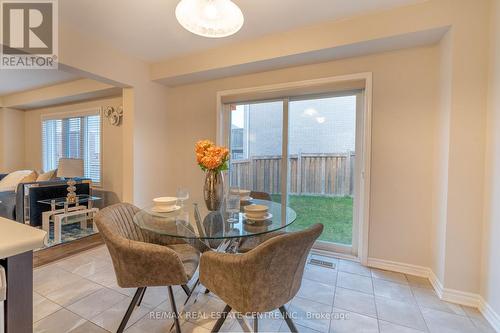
[[176, 0, 244, 38]]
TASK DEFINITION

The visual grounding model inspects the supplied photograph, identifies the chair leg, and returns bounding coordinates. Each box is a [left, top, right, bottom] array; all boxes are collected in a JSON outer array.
[[168, 286, 182, 333], [279, 306, 298, 333], [181, 284, 191, 297], [117, 287, 145, 333], [211, 304, 232, 333], [183, 278, 200, 305], [137, 287, 147, 306]]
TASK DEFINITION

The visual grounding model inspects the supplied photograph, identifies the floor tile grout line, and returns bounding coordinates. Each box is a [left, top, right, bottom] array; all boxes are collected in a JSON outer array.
[[38, 271, 136, 329], [61, 259, 112, 279], [333, 303, 379, 320], [374, 299, 431, 332], [288, 295, 332, 332], [369, 270, 382, 333], [417, 303, 477, 320], [461, 306, 493, 330], [67, 289, 129, 324], [329, 262, 339, 333], [408, 277, 432, 332], [39, 276, 114, 309], [41, 280, 107, 308], [334, 284, 374, 297], [372, 275, 411, 287], [411, 285, 474, 319], [372, 276, 433, 332], [33, 307, 88, 331], [32, 297, 63, 324], [34, 256, 117, 296]]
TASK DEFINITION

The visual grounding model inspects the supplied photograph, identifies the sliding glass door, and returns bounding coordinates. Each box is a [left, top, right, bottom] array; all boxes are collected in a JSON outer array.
[[226, 91, 363, 255], [229, 100, 284, 203]]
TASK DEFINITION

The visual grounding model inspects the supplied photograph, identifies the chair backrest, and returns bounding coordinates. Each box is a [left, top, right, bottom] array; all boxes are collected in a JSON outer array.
[[250, 191, 272, 201], [95, 202, 147, 243], [199, 224, 323, 313], [95, 203, 193, 288], [243, 223, 323, 311]]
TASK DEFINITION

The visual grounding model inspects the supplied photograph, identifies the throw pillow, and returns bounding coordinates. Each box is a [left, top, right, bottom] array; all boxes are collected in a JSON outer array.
[[0, 170, 37, 192], [36, 169, 57, 182]]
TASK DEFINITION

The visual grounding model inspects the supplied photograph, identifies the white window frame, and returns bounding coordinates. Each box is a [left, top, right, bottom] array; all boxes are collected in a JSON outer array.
[[41, 107, 103, 187], [216, 73, 373, 264]]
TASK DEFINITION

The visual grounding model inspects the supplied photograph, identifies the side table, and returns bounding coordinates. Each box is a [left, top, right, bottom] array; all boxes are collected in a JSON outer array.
[[38, 195, 101, 244]]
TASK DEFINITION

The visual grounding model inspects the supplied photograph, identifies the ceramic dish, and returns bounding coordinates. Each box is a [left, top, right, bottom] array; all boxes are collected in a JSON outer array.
[[153, 196, 178, 206], [243, 212, 272, 222], [151, 205, 181, 213], [244, 204, 269, 214], [240, 196, 253, 202]]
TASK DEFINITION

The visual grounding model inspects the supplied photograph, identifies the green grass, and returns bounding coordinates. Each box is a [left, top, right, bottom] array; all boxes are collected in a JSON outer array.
[[271, 194, 353, 244]]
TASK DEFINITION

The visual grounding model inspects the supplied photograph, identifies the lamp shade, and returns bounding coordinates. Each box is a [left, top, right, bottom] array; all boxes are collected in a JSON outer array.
[[57, 158, 84, 178], [175, 0, 244, 38]]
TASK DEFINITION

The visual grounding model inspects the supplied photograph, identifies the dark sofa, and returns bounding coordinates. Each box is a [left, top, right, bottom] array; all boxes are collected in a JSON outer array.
[[0, 173, 91, 227]]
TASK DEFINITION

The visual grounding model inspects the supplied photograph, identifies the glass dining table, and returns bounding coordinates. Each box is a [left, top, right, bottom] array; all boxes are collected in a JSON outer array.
[[133, 199, 297, 252], [133, 199, 297, 331]]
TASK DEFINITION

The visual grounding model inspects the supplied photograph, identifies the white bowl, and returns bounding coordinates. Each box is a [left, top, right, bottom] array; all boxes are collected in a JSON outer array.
[[153, 197, 178, 207], [244, 204, 268, 214], [245, 212, 267, 219]]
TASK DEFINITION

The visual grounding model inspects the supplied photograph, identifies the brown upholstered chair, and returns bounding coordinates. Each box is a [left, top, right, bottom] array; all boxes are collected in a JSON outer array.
[[250, 191, 272, 201], [95, 203, 200, 333], [200, 223, 323, 333]]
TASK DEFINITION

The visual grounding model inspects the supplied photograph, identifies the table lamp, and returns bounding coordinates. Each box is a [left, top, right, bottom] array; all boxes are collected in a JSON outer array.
[[57, 158, 84, 204]]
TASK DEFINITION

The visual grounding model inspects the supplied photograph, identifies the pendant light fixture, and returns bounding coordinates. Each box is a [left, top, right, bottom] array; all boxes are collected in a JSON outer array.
[[175, 0, 244, 38]]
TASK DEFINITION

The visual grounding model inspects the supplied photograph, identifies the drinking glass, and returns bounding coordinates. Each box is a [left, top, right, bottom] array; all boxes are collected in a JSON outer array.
[[226, 192, 240, 223], [177, 187, 189, 206]]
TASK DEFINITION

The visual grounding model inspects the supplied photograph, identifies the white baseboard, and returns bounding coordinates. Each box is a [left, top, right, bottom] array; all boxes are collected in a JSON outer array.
[[480, 297, 500, 333], [367, 257, 429, 277], [367, 257, 500, 332], [427, 269, 444, 297], [427, 270, 481, 308]]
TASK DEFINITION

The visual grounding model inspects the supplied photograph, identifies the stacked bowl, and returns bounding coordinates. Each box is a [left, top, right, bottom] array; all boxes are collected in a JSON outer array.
[[243, 204, 272, 223]]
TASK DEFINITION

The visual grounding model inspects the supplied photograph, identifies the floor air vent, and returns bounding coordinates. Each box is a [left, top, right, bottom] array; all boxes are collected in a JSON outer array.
[[309, 258, 336, 269]]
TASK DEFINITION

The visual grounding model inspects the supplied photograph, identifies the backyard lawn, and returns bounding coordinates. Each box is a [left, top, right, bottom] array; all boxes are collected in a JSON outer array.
[[272, 194, 353, 244]]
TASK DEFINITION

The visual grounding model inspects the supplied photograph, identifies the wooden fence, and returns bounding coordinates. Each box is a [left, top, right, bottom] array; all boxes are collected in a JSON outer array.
[[230, 153, 355, 196]]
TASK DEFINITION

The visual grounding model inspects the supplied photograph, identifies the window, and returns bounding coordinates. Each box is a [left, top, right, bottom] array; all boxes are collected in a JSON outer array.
[[42, 112, 101, 184], [221, 89, 369, 257]]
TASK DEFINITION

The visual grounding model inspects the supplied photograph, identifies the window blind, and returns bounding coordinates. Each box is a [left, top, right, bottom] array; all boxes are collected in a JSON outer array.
[[42, 113, 101, 184]]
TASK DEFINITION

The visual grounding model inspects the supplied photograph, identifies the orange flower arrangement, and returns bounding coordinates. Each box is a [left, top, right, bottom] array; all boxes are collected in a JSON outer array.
[[195, 140, 229, 172]]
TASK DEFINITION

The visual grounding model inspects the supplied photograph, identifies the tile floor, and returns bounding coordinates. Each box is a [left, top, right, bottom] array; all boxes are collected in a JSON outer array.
[[32, 246, 496, 333]]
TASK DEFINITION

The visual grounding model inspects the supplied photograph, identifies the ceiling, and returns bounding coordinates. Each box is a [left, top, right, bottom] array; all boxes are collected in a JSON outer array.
[[0, 69, 80, 96], [60, 0, 425, 62]]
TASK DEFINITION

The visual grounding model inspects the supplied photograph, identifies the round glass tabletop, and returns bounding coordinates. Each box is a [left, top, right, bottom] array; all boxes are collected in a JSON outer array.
[[133, 199, 297, 240]]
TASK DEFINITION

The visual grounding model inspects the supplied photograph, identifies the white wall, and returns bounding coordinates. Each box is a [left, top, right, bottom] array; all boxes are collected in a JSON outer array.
[[127, 82, 171, 206], [481, 0, 500, 319], [24, 97, 124, 200], [431, 30, 452, 285], [0, 108, 25, 172], [165, 45, 439, 268], [431, 0, 490, 294], [58, 25, 171, 205]]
